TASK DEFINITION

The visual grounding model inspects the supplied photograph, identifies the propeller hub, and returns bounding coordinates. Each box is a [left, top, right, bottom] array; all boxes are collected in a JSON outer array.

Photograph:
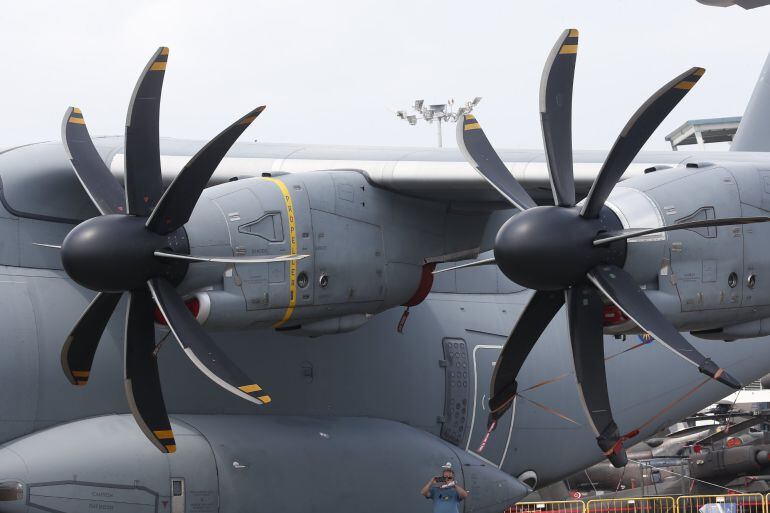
[[61, 215, 188, 293], [494, 206, 625, 290]]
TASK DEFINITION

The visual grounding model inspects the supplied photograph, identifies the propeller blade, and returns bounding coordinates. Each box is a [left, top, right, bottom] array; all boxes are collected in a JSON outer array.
[[587, 264, 741, 389], [146, 106, 266, 235], [154, 250, 308, 264], [567, 284, 628, 467], [593, 216, 770, 246], [124, 47, 168, 216], [61, 107, 127, 215], [696, 417, 766, 445], [432, 257, 496, 274], [61, 292, 122, 386], [540, 29, 579, 207], [147, 278, 271, 405], [124, 287, 176, 453], [489, 290, 564, 414], [456, 114, 537, 211], [580, 67, 705, 218], [666, 425, 717, 439]]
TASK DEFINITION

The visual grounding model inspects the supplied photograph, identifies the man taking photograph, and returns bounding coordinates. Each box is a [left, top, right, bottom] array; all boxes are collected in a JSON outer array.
[[420, 462, 469, 513]]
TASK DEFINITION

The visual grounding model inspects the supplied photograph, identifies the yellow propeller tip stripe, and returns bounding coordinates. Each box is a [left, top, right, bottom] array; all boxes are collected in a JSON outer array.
[[258, 395, 272, 404], [150, 62, 167, 71], [160, 47, 170, 56], [694, 68, 706, 77], [559, 44, 578, 55], [675, 81, 696, 90], [464, 123, 481, 131], [153, 429, 175, 440], [239, 115, 257, 126], [239, 384, 263, 393], [568, 29, 579, 37]]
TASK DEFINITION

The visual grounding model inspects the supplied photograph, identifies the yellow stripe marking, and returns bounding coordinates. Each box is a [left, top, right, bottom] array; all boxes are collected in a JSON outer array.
[[71, 370, 89, 377], [154, 430, 174, 440], [568, 29, 579, 38], [160, 48, 170, 56], [258, 395, 272, 404], [150, 62, 166, 71], [239, 384, 263, 393], [675, 81, 696, 90], [239, 115, 257, 126], [693, 68, 705, 77], [69, 117, 86, 125], [464, 114, 476, 121], [559, 44, 578, 55], [72, 108, 82, 114], [262, 178, 297, 328], [165, 444, 176, 453], [464, 122, 481, 131]]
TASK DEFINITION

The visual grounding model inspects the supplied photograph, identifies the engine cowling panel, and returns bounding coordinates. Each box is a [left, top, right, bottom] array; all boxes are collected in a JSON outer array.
[[179, 171, 486, 334]]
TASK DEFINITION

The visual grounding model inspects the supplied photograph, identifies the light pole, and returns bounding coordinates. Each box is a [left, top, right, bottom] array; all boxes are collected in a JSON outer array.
[[395, 97, 482, 148]]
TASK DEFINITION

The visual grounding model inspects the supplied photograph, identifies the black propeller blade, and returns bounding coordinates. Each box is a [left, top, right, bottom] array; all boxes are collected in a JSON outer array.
[[62, 107, 126, 215], [587, 265, 740, 389], [59, 47, 282, 451], [146, 105, 266, 235], [456, 29, 739, 466], [580, 67, 705, 219], [124, 287, 175, 453], [540, 28, 578, 207], [489, 290, 564, 415], [567, 284, 628, 467], [148, 278, 270, 404], [61, 292, 122, 386], [124, 47, 167, 216], [457, 114, 536, 211], [593, 215, 770, 245]]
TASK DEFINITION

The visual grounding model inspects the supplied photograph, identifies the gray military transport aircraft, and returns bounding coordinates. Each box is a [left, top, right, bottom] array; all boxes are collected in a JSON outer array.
[[697, 0, 770, 8], [5, 27, 770, 513]]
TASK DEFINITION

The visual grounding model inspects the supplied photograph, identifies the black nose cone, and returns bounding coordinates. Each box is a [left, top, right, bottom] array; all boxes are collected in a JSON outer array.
[[61, 215, 169, 292], [494, 206, 625, 290]]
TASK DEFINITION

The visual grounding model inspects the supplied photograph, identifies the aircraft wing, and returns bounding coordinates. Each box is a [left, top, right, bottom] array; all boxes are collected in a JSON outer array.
[[102, 138, 770, 205]]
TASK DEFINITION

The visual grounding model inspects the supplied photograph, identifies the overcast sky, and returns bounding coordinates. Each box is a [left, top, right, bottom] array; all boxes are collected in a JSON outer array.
[[2, 0, 769, 152]]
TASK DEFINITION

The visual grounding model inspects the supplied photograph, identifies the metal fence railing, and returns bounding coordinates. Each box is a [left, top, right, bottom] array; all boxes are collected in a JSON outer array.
[[677, 494, 766, 513], [505, 500, 586, 513], [504, 494, 770, 513], [587, 497, 677, 513]]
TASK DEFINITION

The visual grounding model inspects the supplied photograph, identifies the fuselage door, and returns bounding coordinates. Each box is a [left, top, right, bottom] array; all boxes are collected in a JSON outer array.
[[465, 345, 515, 468]]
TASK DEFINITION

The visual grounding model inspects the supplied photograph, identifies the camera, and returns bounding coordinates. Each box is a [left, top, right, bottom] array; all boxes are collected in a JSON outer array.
[[435, 476, 446, 484]]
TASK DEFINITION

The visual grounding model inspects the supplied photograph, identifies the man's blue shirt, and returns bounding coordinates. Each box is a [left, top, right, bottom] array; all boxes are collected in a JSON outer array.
[[427, 485, 463, 513]]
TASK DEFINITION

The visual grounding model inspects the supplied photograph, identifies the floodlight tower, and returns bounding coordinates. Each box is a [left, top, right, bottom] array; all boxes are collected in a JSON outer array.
[[395, 97, 482, 148]]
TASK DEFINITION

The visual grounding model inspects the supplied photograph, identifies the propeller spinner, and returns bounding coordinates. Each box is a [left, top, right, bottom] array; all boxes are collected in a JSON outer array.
[[59, 47, 303, 453], [457, 29, 743, 467]]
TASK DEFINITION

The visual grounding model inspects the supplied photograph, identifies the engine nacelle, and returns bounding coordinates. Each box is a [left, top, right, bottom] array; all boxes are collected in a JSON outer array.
[[604, 163, 770, 336], [177, 170, 485, 333]]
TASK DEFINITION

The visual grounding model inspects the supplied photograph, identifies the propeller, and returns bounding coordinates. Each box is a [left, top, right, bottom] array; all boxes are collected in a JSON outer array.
[[457, 29, 745, 467], [59, 47, 300, 452], [695, 415, 769, 445]]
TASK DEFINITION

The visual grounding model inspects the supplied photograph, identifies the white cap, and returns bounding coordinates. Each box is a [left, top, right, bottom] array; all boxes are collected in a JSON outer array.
[[441, 462, 453, 470]]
